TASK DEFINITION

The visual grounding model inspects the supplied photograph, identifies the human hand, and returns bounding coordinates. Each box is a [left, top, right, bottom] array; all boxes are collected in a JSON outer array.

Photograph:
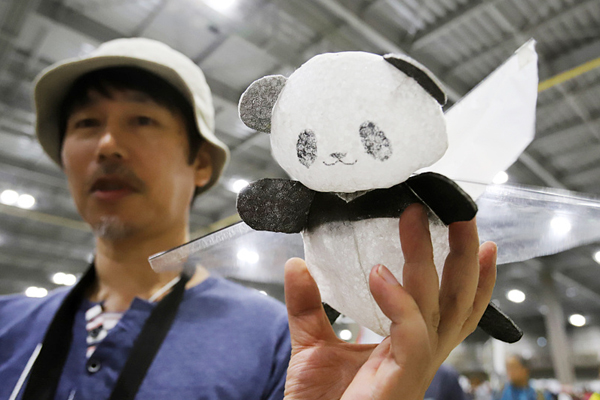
[[283, 203, 497, 400]]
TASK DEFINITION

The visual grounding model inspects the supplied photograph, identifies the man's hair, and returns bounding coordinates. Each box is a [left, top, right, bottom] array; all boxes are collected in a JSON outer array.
[[509, 354, 531, 371], [58, 66, 205, 201]]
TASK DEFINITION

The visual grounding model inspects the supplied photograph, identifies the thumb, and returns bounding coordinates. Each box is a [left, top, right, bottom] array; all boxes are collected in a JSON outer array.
[[284, 258, 338, 347]]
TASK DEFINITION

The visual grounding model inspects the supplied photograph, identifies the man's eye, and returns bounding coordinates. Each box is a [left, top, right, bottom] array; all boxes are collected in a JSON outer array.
[[136, 116, 154, 126], [74, 118, 99, 128]]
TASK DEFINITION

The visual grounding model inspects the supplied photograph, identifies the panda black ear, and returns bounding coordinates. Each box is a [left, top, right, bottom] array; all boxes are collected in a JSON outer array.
[[238, 75, 287, 133], [383, 54, 447, 106]]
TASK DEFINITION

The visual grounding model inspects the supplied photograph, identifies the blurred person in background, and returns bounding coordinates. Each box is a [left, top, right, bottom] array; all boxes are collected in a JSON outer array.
[[499, 355, 546, 400], [425, 363, 468, 400], [467, 370, 494, 400]]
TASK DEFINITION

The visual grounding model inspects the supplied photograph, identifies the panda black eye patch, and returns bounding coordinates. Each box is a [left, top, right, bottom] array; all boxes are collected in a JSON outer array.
[[359, 121, 392, 161], [297, 129, 317, 168]]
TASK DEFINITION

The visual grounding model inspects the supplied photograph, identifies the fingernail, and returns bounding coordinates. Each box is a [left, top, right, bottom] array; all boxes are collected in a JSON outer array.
[[376, 264, 399, 285]]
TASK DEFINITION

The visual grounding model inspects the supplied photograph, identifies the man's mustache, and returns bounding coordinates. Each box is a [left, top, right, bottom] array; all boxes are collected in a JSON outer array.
[[86, 162, 145, 193]]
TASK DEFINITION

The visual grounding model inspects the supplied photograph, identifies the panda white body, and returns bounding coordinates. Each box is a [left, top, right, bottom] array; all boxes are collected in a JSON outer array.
[[303, 216, 449, 336]]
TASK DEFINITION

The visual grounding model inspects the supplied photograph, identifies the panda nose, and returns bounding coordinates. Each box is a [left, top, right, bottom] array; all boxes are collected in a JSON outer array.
[[330, 152, 346, 160]]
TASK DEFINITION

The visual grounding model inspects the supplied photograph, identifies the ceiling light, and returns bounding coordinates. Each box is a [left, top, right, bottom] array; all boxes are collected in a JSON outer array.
[[237, 249, 259, 264], [492, 171, 509, 185], [25, 286, 48, 298], [568, 314, 586, 327], [339, 329, 352, 341], [52, 272, 77, 286], [232, 179, 249, 193], [0, 189, 19, 206], [537, 337, 547, 347], [593, 250, 600, 264], [550, 216, 571, 235], [506, 289, 525, 303], [17, 194, 36, 209], [204, 0, 237, 13]]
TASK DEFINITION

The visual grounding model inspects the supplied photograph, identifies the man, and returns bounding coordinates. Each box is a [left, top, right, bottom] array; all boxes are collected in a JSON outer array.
[[0, 38, 498, 399], [499, 355, 544, 400]]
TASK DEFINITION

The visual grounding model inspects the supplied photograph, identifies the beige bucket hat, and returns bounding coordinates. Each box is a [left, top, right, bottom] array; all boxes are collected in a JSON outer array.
[[33, 37, 230, 193]]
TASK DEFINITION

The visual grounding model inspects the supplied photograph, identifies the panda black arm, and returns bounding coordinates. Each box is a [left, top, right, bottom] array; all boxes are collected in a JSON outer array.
[[236, 178, 315, 233], [406, 172, 477, 225]]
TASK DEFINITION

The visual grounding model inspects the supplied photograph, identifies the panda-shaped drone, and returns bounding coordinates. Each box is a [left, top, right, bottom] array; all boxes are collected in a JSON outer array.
[[236, 51, 522, 343]]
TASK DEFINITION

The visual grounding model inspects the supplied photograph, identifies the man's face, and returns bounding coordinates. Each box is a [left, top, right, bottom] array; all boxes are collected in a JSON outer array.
[[61, 88, 211, 240]]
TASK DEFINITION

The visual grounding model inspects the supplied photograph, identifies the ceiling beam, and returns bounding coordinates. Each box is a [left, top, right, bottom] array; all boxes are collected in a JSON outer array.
[[409, 0, 490, 50], [36, 0, 121, 42], [0, 201, 89, 231], [445, 0, 598, 77], [517, 152, 567, 189], [0, 0, 43, 71], [310, 0, 462, 101], [35, 0, 245, 107], [544, 38, 600, 79]]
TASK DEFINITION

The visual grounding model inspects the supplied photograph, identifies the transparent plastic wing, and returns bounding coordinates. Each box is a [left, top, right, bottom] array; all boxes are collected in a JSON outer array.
[[149, 182, 600, 281], [149, 221, 304, 283], [473, 182, 600, 264]]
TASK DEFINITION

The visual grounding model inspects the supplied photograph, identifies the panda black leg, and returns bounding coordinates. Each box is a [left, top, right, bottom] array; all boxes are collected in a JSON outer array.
[[322, 303, 341, 325], [477, 302, 523, 343]]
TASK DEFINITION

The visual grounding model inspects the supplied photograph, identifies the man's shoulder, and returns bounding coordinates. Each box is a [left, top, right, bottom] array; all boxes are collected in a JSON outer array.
[[182, 276, 288, 325], [0, 287, 70, 334]]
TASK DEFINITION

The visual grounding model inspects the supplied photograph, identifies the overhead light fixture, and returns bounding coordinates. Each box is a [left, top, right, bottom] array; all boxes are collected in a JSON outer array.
[[204, 0, 237, 13], [52, 272, 77, 286], [0, 190, 36, 209], [506, 289, 526, 303], [0, 189, 19, 206], [232, 179, 250, 193], [237, 248, 259, 264], [17, 194, 36, 209], [593, 250, 600, 265], [339, 329, 353, 341], [492, 171, 509, 185], [568, 314, 586, 327], [25, 286, 48, 298], [550, 216, 571, 235]]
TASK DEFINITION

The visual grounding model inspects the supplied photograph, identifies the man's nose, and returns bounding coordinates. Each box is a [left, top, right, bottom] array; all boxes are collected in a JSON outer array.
[[96, 123, 127, 161]]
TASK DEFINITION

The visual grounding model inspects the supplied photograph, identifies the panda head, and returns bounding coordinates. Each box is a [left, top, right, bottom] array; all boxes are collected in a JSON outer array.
[[239, 51, 448, 193]]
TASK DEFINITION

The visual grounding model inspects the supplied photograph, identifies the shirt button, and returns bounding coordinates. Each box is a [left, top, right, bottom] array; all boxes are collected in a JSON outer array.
[[87, 359, 102, 374]]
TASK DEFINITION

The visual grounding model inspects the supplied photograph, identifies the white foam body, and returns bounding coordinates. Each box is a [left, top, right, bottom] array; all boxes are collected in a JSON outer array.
[[270, 51, 447, 193], [302, 215, 449, 336]]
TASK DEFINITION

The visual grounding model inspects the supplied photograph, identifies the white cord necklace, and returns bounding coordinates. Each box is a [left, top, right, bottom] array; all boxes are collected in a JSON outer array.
[[148, 275, 181, 303]]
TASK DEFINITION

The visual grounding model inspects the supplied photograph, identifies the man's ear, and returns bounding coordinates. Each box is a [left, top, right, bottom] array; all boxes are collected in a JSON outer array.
[[193, 141, 213, 188], [383, 54, 447, 106], [238, 75, 287, 133]]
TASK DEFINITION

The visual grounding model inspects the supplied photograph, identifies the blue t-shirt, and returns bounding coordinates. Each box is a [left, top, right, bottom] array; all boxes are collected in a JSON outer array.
[[499, 383, 539, 400], [0, 276, 291, 400]]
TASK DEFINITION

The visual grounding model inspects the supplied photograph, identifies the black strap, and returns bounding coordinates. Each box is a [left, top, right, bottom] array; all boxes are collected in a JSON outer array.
[[21, 265, 190, 400], [21, 266, 96, 400], [108, 273, 189, 399]]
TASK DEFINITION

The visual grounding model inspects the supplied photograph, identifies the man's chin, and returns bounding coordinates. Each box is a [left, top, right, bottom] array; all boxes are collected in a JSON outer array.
[[91, 216, 135, 240]]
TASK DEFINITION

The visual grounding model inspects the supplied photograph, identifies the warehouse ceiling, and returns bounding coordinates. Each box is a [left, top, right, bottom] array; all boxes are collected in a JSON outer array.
[[0, 0, 599, 349]]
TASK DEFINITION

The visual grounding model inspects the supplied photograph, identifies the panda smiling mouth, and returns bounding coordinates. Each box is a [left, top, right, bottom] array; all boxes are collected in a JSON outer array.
[[323, 159, 357, 166]]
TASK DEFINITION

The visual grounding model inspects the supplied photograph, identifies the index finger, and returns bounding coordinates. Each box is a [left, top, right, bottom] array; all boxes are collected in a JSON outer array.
[[284, 258, 338, 347]]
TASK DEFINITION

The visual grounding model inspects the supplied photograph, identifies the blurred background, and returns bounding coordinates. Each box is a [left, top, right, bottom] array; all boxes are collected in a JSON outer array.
[[0, 0, 599, 397]]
